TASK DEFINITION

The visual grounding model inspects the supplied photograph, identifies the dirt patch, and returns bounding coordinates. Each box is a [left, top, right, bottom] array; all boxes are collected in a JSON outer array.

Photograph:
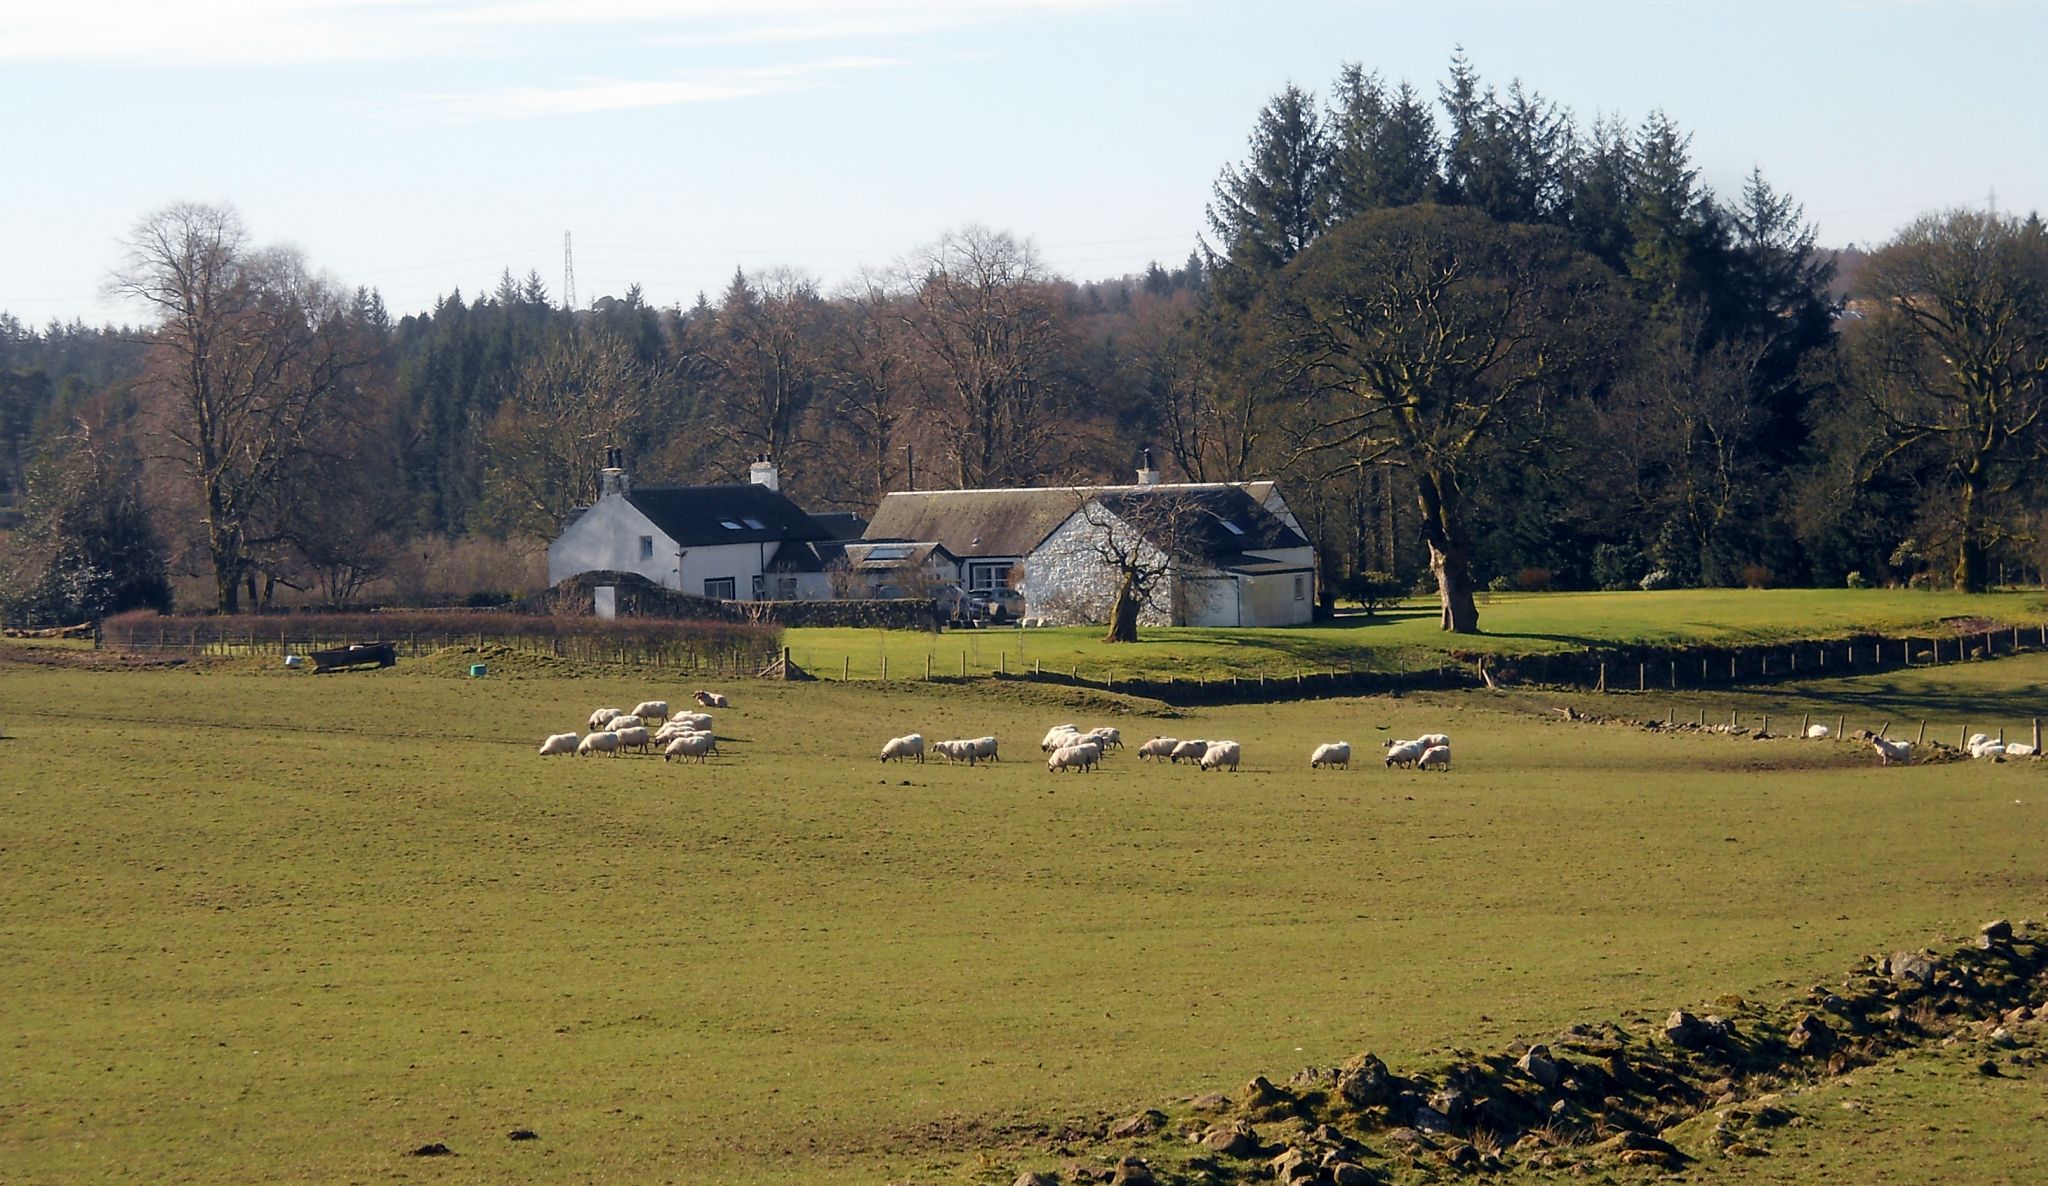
[[0, 642, 201, 672]]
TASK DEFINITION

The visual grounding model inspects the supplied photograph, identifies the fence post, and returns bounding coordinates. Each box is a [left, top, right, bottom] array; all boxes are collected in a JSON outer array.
[[960, 651, 967, 679], [881, 656, 888, 682], [1670, 661, 1677, 689], [1638, 663, 1645, 691], [1916, 720, 1926, 745], [1802, 713, 1810, 736], [1837, 715, 1846, 739], [926, 653, 933, 680], [2035, 718, 2041, 752], [1596, 662, 1606, 693], [1762, 713, 1769, 736], [842, 656, 849, 682]]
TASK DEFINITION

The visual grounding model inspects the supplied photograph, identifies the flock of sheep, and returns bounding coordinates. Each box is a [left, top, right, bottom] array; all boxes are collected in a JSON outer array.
[[1869, 731, 2038, 765], [537, 689, 731, 762], [874, 724, 1453, 775]]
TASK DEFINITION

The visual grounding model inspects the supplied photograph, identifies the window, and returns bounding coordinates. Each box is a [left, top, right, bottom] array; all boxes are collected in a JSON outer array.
[[775, 576, 799, 599], [864, 544, 914, 562], [638, 535, 654, 561], [966, 561, 1010, 592], [741, 517, 766, 530], [1220, 519, 1246, 536], [720, 520, 744, 531], [704, 577, 736, 600], [751, 574, 766, 601], [1294, 575, 1306, 601]]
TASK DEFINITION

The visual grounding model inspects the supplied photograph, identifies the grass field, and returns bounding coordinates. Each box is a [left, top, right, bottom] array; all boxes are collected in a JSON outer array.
[[2, 644, 2047, 1184], [785, 588, 2048, 683]]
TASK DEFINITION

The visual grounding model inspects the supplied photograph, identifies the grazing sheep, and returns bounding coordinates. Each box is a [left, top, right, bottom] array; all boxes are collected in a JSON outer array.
[[1199, 740, 1242, 772], [659, 712, 713, 737], [1138, 737, 1179, 762], [1871, 738, 1912, 765], [968, 736, 1000, 763], [1085, 726, 1123, 749], [1046, 741, 1101, 773], [932, 738, 980, 765], [538, 732, 579, 756], [1970, 738, 2008, 761], [1169, 739, 1210, 764], [1384, 739, 1427, 769], [1416, 733, 1451, 749], [613, 726, 653, 754], [694, 690, 730, 708], [1417, 744, 1451, 771], [880, 734, 925, 764], [604, 714, 644, 732], [1310, 741, 1351, 769], [2007, 742, 2038, 758], [1041, 725, 1082, 752], [588, 707, 626, 732], [1806, 724, 1831, 739], [577, 731, 621, 757], [630, 700, 670, 725], [663, 732, 720, 762]]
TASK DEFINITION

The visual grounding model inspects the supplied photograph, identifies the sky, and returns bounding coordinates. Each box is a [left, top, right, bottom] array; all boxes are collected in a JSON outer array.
[[4, 0, 2045, 328]]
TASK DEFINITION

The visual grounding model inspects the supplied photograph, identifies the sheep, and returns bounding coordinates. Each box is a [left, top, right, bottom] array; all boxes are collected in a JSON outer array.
[[880, 734, 925, 764], [577, 731, 621, 757], [932, 739, 981, 765], [1168, 739, 1210, 764], [1416, 733, 1451, 749], [538, 732, 579, 756], [630, 700, 670, 725], [1417, 744, 1452, 771], [1042, 725, 1082, 752], [968, 736, 1000, 763], [613, 725, 653, 754], [694, 690, 730, 708], [588, 707, 626, 732], [1310, 741, 1351, 769], [1137, 737, 1179, 762], [663, 732, 720, 762], [604, 714, 644, 733], [1085, 726, 1123, 749], [1969, 736, 2008, 761], [1805, 724, 1831, 739], [659, 712, 713, 737], [1870, 738, 1912, 765], [2007, 742, 2038, 758], [1046, 741, 1101, 773], [1199, 740, 1242, 772], [1384, 739, 1428, 769]]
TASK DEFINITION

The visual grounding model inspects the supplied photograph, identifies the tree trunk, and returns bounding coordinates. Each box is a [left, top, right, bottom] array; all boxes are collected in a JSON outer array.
[[1104, 579, 1141, 643], [1416, 470, 1480, 633], [1955, 470, 1988, 592]]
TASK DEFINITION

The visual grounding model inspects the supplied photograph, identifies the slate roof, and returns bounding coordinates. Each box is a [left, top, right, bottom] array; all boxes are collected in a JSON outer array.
[[624, 484, 830, 548], [1085, 486, 1310, 559], [809, 511, 870, 541]]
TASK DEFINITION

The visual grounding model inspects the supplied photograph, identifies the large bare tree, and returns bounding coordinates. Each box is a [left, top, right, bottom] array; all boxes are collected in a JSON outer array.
[[477, 333, 661, 537], [1263, 204, 1621, 632], [1852, 208, 2048, 591], [114, 202, 368, 611]]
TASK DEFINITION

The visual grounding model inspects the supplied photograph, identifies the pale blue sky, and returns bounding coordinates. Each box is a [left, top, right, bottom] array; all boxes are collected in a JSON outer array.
[[3, 0, 2043, 326]]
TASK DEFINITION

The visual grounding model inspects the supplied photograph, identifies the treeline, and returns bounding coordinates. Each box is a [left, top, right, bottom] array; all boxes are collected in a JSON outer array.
[[3, 54, 2045, 628]]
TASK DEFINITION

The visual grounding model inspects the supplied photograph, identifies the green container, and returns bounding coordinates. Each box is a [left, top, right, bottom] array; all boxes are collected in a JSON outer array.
[[468, 663, 487, 678]]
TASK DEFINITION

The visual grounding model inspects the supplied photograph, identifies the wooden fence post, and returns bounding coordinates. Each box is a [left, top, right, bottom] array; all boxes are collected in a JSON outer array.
[[1917, 720, 1927, 746], [842, 656, 849, 682], [1638, 663, 1646, 691], [1837, 714, 1846, 739]]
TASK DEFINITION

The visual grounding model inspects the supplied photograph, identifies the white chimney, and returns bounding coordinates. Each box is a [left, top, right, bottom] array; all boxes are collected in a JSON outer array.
[[1135, 446, 1161, 486], [749, 453, 780, 491], [598, 446, 629, 497]]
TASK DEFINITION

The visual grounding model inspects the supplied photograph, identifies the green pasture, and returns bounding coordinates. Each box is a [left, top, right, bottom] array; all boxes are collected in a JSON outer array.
[[2, 650, 2047, 1184], [785, 588, 2048, 683]]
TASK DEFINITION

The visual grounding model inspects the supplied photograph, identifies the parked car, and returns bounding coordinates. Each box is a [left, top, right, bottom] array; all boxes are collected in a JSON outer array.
[[982, 587, 1025, 622]]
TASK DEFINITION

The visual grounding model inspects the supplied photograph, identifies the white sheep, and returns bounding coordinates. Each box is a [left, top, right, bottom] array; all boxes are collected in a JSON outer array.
[[1199, 740, 1242, 772], [1416, 733, 1451, 749], [1871, 737, 1912, 765], [1805, 724, 1831, 739], [613, 725, 653, 754], [1042, 725, 1082, 752], [1169, 739, 1210, 764], [2007, 742, 2038, 758], [968, 736, 1000, 763], [1046, 741, 1101, 773], [880, 734, 925, 764], [1417, 744, 1451, 771], [1085, 726, 1123, 749], [1310, 741, 1351, 769], [932, 739, 978, 765], [588, 707, 626, 732], [694, 690, 730, 708], [663, 732, 719, 762], [1971, 739, 2007, 761], [662, 712, 713, 734], [630, 700, 670, 724], [538, 732, 579, 756], [577, 731, 621, 757], [603, 714, 643, 732], [1384, 739, 1427, 769], [1138, 737, 1179, 762]]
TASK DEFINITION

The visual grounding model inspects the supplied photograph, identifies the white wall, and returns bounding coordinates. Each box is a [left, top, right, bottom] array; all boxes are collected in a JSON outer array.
[[547, 494, 784, 600], [1024, 510, 1174, 626]]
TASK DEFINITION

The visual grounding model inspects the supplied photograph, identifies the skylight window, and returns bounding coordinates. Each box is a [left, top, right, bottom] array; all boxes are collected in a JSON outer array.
[[1220, 519, 1246, 535], [742, 517, 766, 530], [720, 520, 744, 530], [865, 545, 913, 562]]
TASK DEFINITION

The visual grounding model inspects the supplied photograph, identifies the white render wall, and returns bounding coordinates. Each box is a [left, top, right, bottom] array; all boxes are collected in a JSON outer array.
[[547, 493, 783, 600], [1024, 510, 1173, 626]]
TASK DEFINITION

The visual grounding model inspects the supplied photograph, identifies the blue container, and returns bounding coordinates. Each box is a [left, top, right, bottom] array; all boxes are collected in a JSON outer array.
[[469, 663, 488, 678]]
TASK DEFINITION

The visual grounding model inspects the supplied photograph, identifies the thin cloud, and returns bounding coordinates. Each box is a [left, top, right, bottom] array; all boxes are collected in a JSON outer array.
[[422, 55, 904, 119]]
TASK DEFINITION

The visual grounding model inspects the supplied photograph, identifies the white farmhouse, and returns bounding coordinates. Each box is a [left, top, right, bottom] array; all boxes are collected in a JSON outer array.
[[861, 459, 1317, 628], [547, 453, 841, 603]]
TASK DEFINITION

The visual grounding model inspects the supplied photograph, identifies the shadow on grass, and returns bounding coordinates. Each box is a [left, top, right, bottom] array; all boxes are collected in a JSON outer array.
[[1770, 672, 2048, 723]]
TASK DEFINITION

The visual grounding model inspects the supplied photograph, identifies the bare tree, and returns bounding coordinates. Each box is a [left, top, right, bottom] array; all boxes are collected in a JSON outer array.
[[695, 267, 827, 480], [1263, 204, 1621, 632], [822, 269, 914, 507], [113, 202, 368, 611], [477, 333, 661, 537], [1852, 208, 2048, 591], [1056, 490, 1215, 643]]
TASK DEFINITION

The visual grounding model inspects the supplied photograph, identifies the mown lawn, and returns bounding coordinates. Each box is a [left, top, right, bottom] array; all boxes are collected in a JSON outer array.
[[786, 588, 2048, 683], [1, 649, 2045, 1184]]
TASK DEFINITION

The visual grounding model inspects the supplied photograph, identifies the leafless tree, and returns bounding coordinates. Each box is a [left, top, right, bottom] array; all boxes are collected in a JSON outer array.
[[113, 202, 369, 611], [477, 333, 661, 537], [1061, 490, 1215, 643]]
